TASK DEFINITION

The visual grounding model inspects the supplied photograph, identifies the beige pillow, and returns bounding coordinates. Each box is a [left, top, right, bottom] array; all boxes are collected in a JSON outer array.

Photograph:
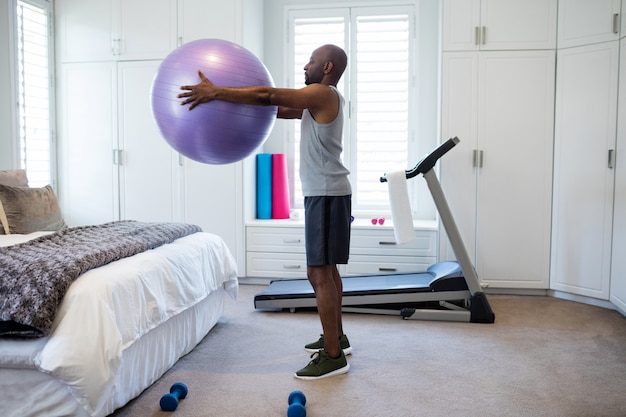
[[0, 169, 29, 187], [0, 170, 30, 232], [0, 184, 67, 235]]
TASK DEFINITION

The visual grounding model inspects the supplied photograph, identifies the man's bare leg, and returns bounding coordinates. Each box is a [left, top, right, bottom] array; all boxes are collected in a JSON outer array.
[[308, 264, 342, 358]]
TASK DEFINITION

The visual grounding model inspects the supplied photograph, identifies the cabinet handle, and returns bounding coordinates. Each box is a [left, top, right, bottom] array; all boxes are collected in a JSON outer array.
[[283, 239, 301, 244], [379, 267, 397, 272], [283, 265, 301, 269], [481, 26, 486, 45], [609, 149, 615, 169], [178, 36, 183, 47], [474, 26, 481, 45], [379, 241, 397, 245], [111, 39, 121, 56], [473, 150, 484, 168], [113, 149, 123, 166], [614, 14, 620, 34]]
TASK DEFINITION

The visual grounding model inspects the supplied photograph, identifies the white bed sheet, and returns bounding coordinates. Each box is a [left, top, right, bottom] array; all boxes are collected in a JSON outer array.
[[0, 231, 238, 417]]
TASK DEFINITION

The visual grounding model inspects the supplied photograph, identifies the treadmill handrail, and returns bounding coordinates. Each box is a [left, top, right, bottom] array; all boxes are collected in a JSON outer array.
[[380, 137, 460, 182]]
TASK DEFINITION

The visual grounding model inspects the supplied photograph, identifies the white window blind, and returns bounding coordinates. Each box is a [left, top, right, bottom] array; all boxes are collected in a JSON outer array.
[[16, 0, 53, 187], [353, 13, 411, 208], [288, 6, 415, 213]]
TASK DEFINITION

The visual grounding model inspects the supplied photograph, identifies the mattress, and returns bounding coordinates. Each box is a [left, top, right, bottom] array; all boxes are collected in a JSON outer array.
[[0, 230, 238, 417]]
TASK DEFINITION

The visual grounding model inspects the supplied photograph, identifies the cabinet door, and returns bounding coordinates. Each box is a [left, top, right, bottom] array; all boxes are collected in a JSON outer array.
[[182, 161, 242, 257], [479, 0, 557, 50], [552, 42, 619, 299], [476, 51, 555, 288], [558, 0, 621, 48], [57, 63, 118, 226], [441, 51, 554, 289], [56, 0, 114, 62], [441, 0, 557, 51], [178, 0, 239, 44], [610, 39, 626, 312], [440, 52, 479, 263], [116, 0, 177, 60], [117, 61, 179, 222], [442, 0, 481, 51]]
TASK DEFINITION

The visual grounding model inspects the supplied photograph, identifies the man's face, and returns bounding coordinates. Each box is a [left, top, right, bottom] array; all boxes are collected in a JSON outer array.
[[304, 49, 325, 85]]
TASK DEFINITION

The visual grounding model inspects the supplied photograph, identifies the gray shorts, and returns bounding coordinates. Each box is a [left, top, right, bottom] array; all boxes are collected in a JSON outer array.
[[304, 195, 351, 266]]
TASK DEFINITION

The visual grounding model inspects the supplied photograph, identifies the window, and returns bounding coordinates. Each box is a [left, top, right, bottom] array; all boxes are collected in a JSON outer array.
[[286, 5, 417, 215], [15, 0, 54, 187]]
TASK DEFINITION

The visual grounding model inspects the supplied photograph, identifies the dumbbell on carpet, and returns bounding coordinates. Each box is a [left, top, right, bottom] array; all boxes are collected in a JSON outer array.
[[160, 382, 188, 412], [287, 390, 307, 417]]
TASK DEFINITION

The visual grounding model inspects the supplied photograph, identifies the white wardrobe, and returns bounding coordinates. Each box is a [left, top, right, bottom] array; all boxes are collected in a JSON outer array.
[[440, 0, 557, 289], [551, 0, 624, 306], [55, 0, 263, 271]]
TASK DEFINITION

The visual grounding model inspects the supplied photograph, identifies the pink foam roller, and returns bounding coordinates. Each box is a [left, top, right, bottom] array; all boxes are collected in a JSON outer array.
[[272, 154, 290, 219]]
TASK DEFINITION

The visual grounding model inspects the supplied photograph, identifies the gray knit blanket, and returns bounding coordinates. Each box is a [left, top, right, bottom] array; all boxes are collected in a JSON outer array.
[[0, 221, 201, 338]]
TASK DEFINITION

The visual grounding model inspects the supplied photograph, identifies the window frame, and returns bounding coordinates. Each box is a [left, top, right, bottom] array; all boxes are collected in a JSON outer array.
[[11, 0, 56, 188], [284, 2, 424, 219]]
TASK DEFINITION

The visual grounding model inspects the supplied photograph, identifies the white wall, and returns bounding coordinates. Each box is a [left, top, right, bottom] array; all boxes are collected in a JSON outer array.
[[0, 1, 16, 169]]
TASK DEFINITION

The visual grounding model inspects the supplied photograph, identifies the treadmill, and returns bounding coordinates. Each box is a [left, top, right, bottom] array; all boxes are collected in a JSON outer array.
[[254, 137, 495, 323]]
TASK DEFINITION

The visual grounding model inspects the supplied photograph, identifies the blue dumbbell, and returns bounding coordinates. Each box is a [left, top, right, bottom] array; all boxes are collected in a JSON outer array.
[[160, 382, 188, 411], [287, 390, 306, 417]]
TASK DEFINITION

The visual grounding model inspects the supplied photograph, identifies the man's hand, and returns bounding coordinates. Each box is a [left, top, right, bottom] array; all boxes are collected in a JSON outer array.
[[178, 70, 215, 110]]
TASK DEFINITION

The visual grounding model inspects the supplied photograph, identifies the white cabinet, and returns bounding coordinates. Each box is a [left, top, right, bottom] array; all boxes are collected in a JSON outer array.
[[442, 0, 557, 51], [57, 61, 179, 226], [551, 41, 620, 300], [57, 62, 118, 226], [345, 226, 437, 275], [246, 225, 306, 278], [117, 61, 181, 222], [557, 0, 621, 49], [245, 222, 437, 278], [610, 39, 626, 312], [55, 0, 114, 62], [182, 160, 243, 259], [56, 0, 264, 273], [56, 0, 176, 62], [116, 0, 177, 60], [177, 0, 263, 262], [440, 50, 555, 289]]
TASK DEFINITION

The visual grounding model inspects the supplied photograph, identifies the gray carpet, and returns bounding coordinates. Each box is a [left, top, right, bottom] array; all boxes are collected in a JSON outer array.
[[110, 284, 626, 417]]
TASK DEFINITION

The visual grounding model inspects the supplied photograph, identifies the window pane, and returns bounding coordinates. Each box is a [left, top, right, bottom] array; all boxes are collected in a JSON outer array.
[[354, 14, 410, 208], [17, 0, 52, 187]]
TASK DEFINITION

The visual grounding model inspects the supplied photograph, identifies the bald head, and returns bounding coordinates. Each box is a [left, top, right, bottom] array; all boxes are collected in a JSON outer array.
[[317, 44, 347, 84], [305, 44, 348, 86]]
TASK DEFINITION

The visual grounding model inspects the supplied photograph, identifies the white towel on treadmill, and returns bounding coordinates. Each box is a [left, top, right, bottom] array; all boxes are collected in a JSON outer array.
[[387, 170, 415, 244]]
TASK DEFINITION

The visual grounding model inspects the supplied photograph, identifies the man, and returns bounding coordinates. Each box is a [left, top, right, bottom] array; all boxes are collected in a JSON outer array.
[[178, 44, 352, 380]]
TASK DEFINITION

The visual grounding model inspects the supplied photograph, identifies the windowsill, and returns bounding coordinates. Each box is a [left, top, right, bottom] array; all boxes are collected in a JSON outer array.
[[246, 216, 438, 231]]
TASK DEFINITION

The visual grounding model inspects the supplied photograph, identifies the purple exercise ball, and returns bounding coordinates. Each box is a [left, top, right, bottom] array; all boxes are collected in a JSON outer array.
[[150, 39, 277, 165]]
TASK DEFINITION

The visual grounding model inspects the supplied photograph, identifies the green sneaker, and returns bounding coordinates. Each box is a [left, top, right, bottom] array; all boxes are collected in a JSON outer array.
[[305, 334, 353, 355], [294, 349, 350, 380]]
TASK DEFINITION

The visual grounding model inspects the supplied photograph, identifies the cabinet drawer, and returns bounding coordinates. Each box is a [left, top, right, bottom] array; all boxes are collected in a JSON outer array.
[[246, 227, 305, 253], [246, 252, 307, 278], [345, 255, 436, 276], [349, 228, 437, 257]]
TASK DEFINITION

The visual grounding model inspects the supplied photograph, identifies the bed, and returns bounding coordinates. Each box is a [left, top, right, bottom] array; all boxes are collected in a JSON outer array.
[[0, 170, 238, 417]]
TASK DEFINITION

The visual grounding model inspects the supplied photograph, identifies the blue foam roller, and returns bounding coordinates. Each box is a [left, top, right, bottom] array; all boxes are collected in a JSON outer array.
[[256, 154, 272, 219]]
